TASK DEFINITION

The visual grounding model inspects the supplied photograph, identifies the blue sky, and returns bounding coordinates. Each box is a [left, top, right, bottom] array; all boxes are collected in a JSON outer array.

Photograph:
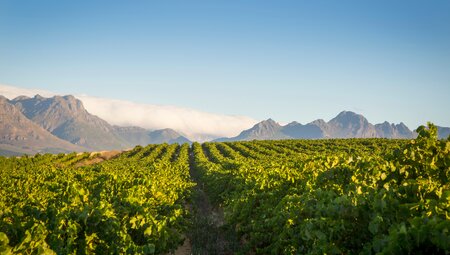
[[1, 0, 449, 128]]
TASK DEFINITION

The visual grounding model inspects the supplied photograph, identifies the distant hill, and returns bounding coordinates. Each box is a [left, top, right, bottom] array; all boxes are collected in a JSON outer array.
[[147, 129, 191, 144], [0, 96, 84, 155], [114, 126, 191, 146], [437, 126, 450, 139], [214, 111, 449, 141]]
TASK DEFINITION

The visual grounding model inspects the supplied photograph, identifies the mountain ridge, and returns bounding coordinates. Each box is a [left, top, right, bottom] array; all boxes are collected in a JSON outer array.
[[1, 93, 448, 155], [0, 96, 85, 155], [214, 111, 447, 141], [1, 94, 191, 155], [12, 94, 131, 150]]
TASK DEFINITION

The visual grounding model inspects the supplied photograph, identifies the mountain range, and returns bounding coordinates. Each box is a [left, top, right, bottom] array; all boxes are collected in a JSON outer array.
[[0, 94, 190, 155], [1, 94, 448, 155], [214, 111, 449, 142]]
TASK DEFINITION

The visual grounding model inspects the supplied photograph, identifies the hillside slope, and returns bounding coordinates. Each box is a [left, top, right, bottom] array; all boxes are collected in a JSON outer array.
[[0, 96, 84, 155], [12, 95, 127, 150], [114, 126, 191, 146]]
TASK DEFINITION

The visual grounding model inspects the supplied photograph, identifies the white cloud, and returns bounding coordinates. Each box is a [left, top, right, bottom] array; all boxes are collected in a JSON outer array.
[[0, 84, 54, 99], [0, 84, 257, 141]]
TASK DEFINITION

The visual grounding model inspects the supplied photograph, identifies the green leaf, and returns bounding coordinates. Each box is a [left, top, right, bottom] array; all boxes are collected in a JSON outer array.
[[144, 226, 152, 236]]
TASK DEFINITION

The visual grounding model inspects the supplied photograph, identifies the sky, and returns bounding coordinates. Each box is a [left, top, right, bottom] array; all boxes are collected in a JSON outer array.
[[1, 0, 449, 129]]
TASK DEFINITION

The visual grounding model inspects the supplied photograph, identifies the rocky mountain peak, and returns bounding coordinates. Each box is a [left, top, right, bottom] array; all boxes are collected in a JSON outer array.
[[10, 94, 124, 150], [330, 111, 368, 125], [397, 122, 408, 129], [311, 119, 327, 126], [286, 121, 300, 126], [34, 94, 45, 100], [50, 95, 85, 113], [374, 121, 414, 139], [0, 95, 9, 103], [256, 118, 280, 128], [0, 97, 83, 154], [321, 111, 374, 138], [12, 95, 30, 101]]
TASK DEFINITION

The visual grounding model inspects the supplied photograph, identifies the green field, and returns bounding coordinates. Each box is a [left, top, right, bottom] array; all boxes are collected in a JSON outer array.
[[1, 124, 449, 254]]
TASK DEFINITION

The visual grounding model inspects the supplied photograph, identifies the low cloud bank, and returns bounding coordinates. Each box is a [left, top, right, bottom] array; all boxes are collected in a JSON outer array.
[[78, 95, 257, 141], [0, 84, 54, 99], [0, 84, 257, 141]]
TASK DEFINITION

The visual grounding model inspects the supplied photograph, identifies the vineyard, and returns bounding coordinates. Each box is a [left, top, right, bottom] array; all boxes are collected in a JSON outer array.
[[0, 124, 449, 254]]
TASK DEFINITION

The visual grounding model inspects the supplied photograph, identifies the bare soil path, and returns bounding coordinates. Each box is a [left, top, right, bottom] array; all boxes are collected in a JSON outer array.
[[171, 149, 237, 255]]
